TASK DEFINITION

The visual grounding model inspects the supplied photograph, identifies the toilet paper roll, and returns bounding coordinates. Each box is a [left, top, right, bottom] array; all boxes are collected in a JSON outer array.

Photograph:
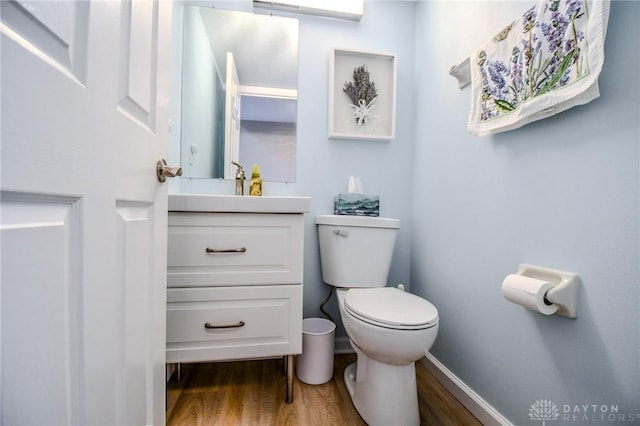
[[501, 274, 559, 315]]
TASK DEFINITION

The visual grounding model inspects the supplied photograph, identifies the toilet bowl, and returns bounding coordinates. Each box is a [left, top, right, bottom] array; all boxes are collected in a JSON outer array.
[[339, 287, 438, 365], [315, 215, 439, 426]]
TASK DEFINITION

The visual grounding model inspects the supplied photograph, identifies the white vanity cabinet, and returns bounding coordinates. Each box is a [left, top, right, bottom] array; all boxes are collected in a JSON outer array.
[[166, 194, 310, 403]]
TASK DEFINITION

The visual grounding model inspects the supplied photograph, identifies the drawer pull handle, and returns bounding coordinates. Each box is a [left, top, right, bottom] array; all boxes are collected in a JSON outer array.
[[205, 247, 247, 253], [204, 321, 245, 329]]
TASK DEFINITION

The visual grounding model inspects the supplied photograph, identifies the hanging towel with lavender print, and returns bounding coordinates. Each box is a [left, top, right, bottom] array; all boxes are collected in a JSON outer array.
[[467, 0, 610, 137]]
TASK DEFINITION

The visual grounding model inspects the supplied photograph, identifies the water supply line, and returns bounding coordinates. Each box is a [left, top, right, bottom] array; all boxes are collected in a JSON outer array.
[[320, 285, 334, 324]]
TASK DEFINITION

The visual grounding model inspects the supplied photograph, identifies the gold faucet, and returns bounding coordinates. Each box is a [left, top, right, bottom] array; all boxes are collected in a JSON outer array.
[[231, 161, 245, 195]]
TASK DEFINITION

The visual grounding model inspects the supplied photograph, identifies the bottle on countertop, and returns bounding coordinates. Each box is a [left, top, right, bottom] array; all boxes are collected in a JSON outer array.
[[250, 164, 262, 196]]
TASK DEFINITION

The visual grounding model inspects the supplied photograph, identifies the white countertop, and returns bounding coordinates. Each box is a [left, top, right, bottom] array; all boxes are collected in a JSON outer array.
[[168, 193, 311, 213]]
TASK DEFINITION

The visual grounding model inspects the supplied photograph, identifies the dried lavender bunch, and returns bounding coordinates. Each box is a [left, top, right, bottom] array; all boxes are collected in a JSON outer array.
[[343, 65, 377, 105]]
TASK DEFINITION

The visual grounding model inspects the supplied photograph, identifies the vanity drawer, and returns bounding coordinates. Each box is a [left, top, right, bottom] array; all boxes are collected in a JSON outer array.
[[166, 285, 302, 363], [167, 212, 303, 287]]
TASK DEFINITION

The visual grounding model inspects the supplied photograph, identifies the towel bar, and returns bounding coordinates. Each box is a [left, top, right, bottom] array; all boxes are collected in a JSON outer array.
[[449, 56, 470, 89]]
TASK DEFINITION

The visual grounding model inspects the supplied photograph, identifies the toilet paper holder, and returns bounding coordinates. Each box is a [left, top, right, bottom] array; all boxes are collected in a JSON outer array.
[[514, 264, 580, 318]]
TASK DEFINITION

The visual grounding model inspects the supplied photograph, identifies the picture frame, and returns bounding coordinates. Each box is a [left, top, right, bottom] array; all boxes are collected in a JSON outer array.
[[328, 47, 397, 140]]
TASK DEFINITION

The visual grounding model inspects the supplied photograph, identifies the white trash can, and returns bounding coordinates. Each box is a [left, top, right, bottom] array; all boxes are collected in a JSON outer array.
[[296, 318, 336, 385]]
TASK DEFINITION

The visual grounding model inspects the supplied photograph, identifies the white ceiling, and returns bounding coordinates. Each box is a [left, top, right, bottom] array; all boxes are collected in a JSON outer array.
[[198, 7, 299, 90]]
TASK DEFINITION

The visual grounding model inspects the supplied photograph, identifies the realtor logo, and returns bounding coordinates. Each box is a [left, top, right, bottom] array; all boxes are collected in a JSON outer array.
[[530, 399, 560, 425]]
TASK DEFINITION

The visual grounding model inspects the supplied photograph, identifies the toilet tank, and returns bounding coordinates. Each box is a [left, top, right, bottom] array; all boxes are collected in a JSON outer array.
[[315, 215, 399, 288]]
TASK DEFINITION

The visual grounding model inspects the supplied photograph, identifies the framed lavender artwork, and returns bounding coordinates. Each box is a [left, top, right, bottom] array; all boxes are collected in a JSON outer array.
[[328, 47, 397, 140]]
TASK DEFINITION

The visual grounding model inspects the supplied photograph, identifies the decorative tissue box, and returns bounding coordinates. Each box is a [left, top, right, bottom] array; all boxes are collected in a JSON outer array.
[[334, 193, 380, 217]]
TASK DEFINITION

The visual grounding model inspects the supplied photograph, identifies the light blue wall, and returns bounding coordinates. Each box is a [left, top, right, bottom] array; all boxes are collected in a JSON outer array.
[[170, 1, 639, 422], [294, 2, 417, 330], [180, 6, 223, 178], [412, 1, 639, 424]]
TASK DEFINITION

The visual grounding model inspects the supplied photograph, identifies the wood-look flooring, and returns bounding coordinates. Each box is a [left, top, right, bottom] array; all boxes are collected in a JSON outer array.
[[166, 354, 481, 426]]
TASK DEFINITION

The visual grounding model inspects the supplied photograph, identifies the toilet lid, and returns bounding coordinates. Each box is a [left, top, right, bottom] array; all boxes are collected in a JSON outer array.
[[344, 287, 438, 330]]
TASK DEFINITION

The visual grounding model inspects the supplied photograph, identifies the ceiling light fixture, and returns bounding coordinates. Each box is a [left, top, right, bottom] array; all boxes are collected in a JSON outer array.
[[253, 0, 364, 21]]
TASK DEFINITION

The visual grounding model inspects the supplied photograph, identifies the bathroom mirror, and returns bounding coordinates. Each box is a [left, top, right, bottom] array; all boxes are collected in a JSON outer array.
[[180, 6, 299, 182]]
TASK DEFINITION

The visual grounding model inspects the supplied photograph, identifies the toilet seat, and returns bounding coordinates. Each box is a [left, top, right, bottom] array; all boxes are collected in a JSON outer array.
[[344, 287, 438, 330]]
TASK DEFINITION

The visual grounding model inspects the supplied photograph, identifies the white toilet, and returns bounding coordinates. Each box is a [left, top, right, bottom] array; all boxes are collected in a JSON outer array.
[[315, 214, 439, 426]]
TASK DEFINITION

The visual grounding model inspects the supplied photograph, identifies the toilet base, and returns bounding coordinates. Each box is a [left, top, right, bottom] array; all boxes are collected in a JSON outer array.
[[343, 347, 419, 426], [343, 362, 357, 398]]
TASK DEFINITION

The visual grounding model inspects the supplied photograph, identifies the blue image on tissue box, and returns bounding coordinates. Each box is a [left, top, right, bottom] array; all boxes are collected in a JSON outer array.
[[334, 193, 380, 217]]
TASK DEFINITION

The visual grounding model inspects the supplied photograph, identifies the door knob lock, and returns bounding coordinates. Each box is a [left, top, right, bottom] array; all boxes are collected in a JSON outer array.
[[156, 159, 182, 183]]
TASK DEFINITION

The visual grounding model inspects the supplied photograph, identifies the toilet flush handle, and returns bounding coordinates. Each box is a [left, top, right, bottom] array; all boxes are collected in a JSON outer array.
[[333, 229, 348, 237]]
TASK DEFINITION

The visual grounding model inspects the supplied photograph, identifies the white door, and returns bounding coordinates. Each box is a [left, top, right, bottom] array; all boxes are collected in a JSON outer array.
[[224, 51, 241, 178], [1, 1, 171, 425]]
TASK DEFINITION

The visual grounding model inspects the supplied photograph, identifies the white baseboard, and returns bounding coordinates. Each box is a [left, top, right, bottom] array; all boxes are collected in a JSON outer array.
[[166, 363, 176, 382], [334, 336, 355, 354], [419, 353, 512, 426]]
